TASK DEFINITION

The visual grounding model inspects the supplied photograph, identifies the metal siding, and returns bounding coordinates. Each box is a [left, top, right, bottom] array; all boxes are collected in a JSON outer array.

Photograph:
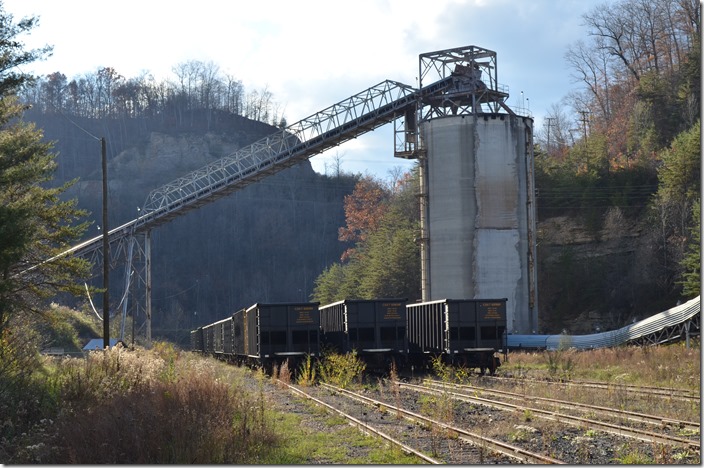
[[223, 316, 234, 355], [378, 300, 407, 352], [320, 301, 346, 353], [249, 303, 320, 357], [407, 300, 447, 354], [476, 299, 507, 348], [233, 309, 245, 356], [245, 304, 260, 358], [190, 328, 203, 352], [447, 300, 477, 351]]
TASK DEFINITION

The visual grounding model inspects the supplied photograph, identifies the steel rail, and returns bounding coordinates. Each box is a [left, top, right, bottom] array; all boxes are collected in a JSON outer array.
[[423, 379, 700, 432], [400, 381, 701, 451], [319, 382, 565, 464], [560, 377, 699, 398], [487, 375, 700, 402], [277, 380, 441, 464]]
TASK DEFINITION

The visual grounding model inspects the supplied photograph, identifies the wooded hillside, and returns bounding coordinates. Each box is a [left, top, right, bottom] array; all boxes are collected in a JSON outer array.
[[22, 105, 358, 345]]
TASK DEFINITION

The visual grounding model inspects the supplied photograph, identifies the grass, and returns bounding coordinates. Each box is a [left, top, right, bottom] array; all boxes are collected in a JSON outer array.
[[504, 343, 701, 391], [266, 398, 420, 464], [11, 344, 281, 464], [494, 345, 701, 426], [3, 339, 422, 464]]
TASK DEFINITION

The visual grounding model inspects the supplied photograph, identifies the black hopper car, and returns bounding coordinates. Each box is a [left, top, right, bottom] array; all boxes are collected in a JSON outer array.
[[407, 298, 507, 375], [192, 297, 507, 375], [193, 302, 321, 371], [319, 298, 407, 370]]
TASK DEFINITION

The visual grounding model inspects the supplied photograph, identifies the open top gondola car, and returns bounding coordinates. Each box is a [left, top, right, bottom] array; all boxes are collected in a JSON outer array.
[[201, 320, 217, 355], [211, 315, 234, 357], [320, 298, 407, 369], [240, 302, 321, 370], [190, 327, 204, 353], [407, 298, 507, 374]]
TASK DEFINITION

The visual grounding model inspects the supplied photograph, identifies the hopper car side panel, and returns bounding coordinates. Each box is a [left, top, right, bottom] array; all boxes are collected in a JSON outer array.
[[321, 299, 407, 353], [244, 302, 321, 369], [321, 298, 408, 369], [190, 327, 204, 352], [407, 298, 507, 374]]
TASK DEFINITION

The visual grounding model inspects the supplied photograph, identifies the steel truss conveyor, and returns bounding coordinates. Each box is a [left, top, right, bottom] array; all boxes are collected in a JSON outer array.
[[69, 77, 454, 261], [507, 295, 701, 350], [68, 45, 514, 260]]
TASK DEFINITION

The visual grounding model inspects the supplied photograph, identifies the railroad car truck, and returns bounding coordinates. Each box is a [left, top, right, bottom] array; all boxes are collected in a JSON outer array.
[[320, 298, 408, 370], [407, 298, 507, 375], [242, 302, 321, 371]]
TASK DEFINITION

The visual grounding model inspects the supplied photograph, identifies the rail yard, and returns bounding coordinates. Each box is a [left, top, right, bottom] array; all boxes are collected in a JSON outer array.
[[226, 348, 700, 465]]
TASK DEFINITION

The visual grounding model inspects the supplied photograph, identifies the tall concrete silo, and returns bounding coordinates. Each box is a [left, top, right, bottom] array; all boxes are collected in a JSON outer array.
[[396, 46, 538, 334]]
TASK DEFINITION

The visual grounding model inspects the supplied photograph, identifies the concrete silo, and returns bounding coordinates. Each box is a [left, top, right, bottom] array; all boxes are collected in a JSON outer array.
[[397, 46, 538, 334]]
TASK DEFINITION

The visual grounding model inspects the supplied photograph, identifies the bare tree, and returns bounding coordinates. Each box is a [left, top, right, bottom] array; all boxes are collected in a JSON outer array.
[[536, 102, 573, 159], [565, 38, 614, 121], [224, 74, 244, 115], [96, 67, 124, 117], [197, 60, 221, 111], [39, 72, 67, 113], [583, 1, 644, 81]]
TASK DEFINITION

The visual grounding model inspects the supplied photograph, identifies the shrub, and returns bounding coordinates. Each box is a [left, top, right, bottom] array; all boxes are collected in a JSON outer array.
[[0, 314, 57, 460], [317, 350, 365, 389], [11, 345, 279, 464]]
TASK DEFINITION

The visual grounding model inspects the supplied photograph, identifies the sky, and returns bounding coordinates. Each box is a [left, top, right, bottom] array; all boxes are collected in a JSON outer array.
[[5, 0, 600, 180]]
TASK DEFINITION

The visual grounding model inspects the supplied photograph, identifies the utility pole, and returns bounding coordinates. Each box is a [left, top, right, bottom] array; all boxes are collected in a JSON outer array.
[[578, 110, 590, 138], [101, 137, 110, 349], [546, 117, 555, 155]]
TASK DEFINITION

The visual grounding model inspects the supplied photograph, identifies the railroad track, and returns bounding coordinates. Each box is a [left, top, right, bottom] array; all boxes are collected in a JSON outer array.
[[276, 379, 442, 464], [488, 375, 700, 402], [279, 379, 563, 464], [317, 382, 565, 464], [423, 379, 700, 433], [400, 381, 700, 452]]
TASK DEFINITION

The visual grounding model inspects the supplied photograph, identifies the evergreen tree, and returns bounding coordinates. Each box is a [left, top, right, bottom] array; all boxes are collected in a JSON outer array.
[[0, 5, 90, 364], [0, 4, 91, 452], [678, 199, 700, 299], [648, 120, 700, 297], [0, 97, 90, 328], [311, 170, 421, 303]]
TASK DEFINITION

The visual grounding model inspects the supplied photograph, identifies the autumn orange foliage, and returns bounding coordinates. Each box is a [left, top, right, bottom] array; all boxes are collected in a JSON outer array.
[[337, 175, 390, 261]]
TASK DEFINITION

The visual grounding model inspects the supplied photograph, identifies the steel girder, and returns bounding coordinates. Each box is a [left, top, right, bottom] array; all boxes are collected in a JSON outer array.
[[134, 79, 451, 232], [418, 45, 511, 119]]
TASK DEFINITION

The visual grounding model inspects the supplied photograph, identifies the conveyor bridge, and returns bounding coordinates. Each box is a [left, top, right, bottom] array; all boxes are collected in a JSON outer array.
[[507, 296, 700, 350], [69, 78, 451, 260]]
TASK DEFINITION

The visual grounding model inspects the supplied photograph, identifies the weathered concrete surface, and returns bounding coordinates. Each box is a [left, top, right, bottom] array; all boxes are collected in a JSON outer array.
[[422, 114, 537, 333]]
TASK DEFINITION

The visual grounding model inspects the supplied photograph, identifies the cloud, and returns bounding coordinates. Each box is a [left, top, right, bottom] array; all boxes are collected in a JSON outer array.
[[5, 0, 597, 175]]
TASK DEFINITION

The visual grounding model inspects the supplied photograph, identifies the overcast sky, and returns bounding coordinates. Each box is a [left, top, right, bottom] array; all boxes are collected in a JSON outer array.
[[5, 0, 599, 179]]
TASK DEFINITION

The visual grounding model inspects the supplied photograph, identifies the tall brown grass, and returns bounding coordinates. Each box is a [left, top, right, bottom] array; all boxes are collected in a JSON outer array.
[[498, 343, 701, 424], [11, 343, 278, 464], [506, 343, 700, 391]]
